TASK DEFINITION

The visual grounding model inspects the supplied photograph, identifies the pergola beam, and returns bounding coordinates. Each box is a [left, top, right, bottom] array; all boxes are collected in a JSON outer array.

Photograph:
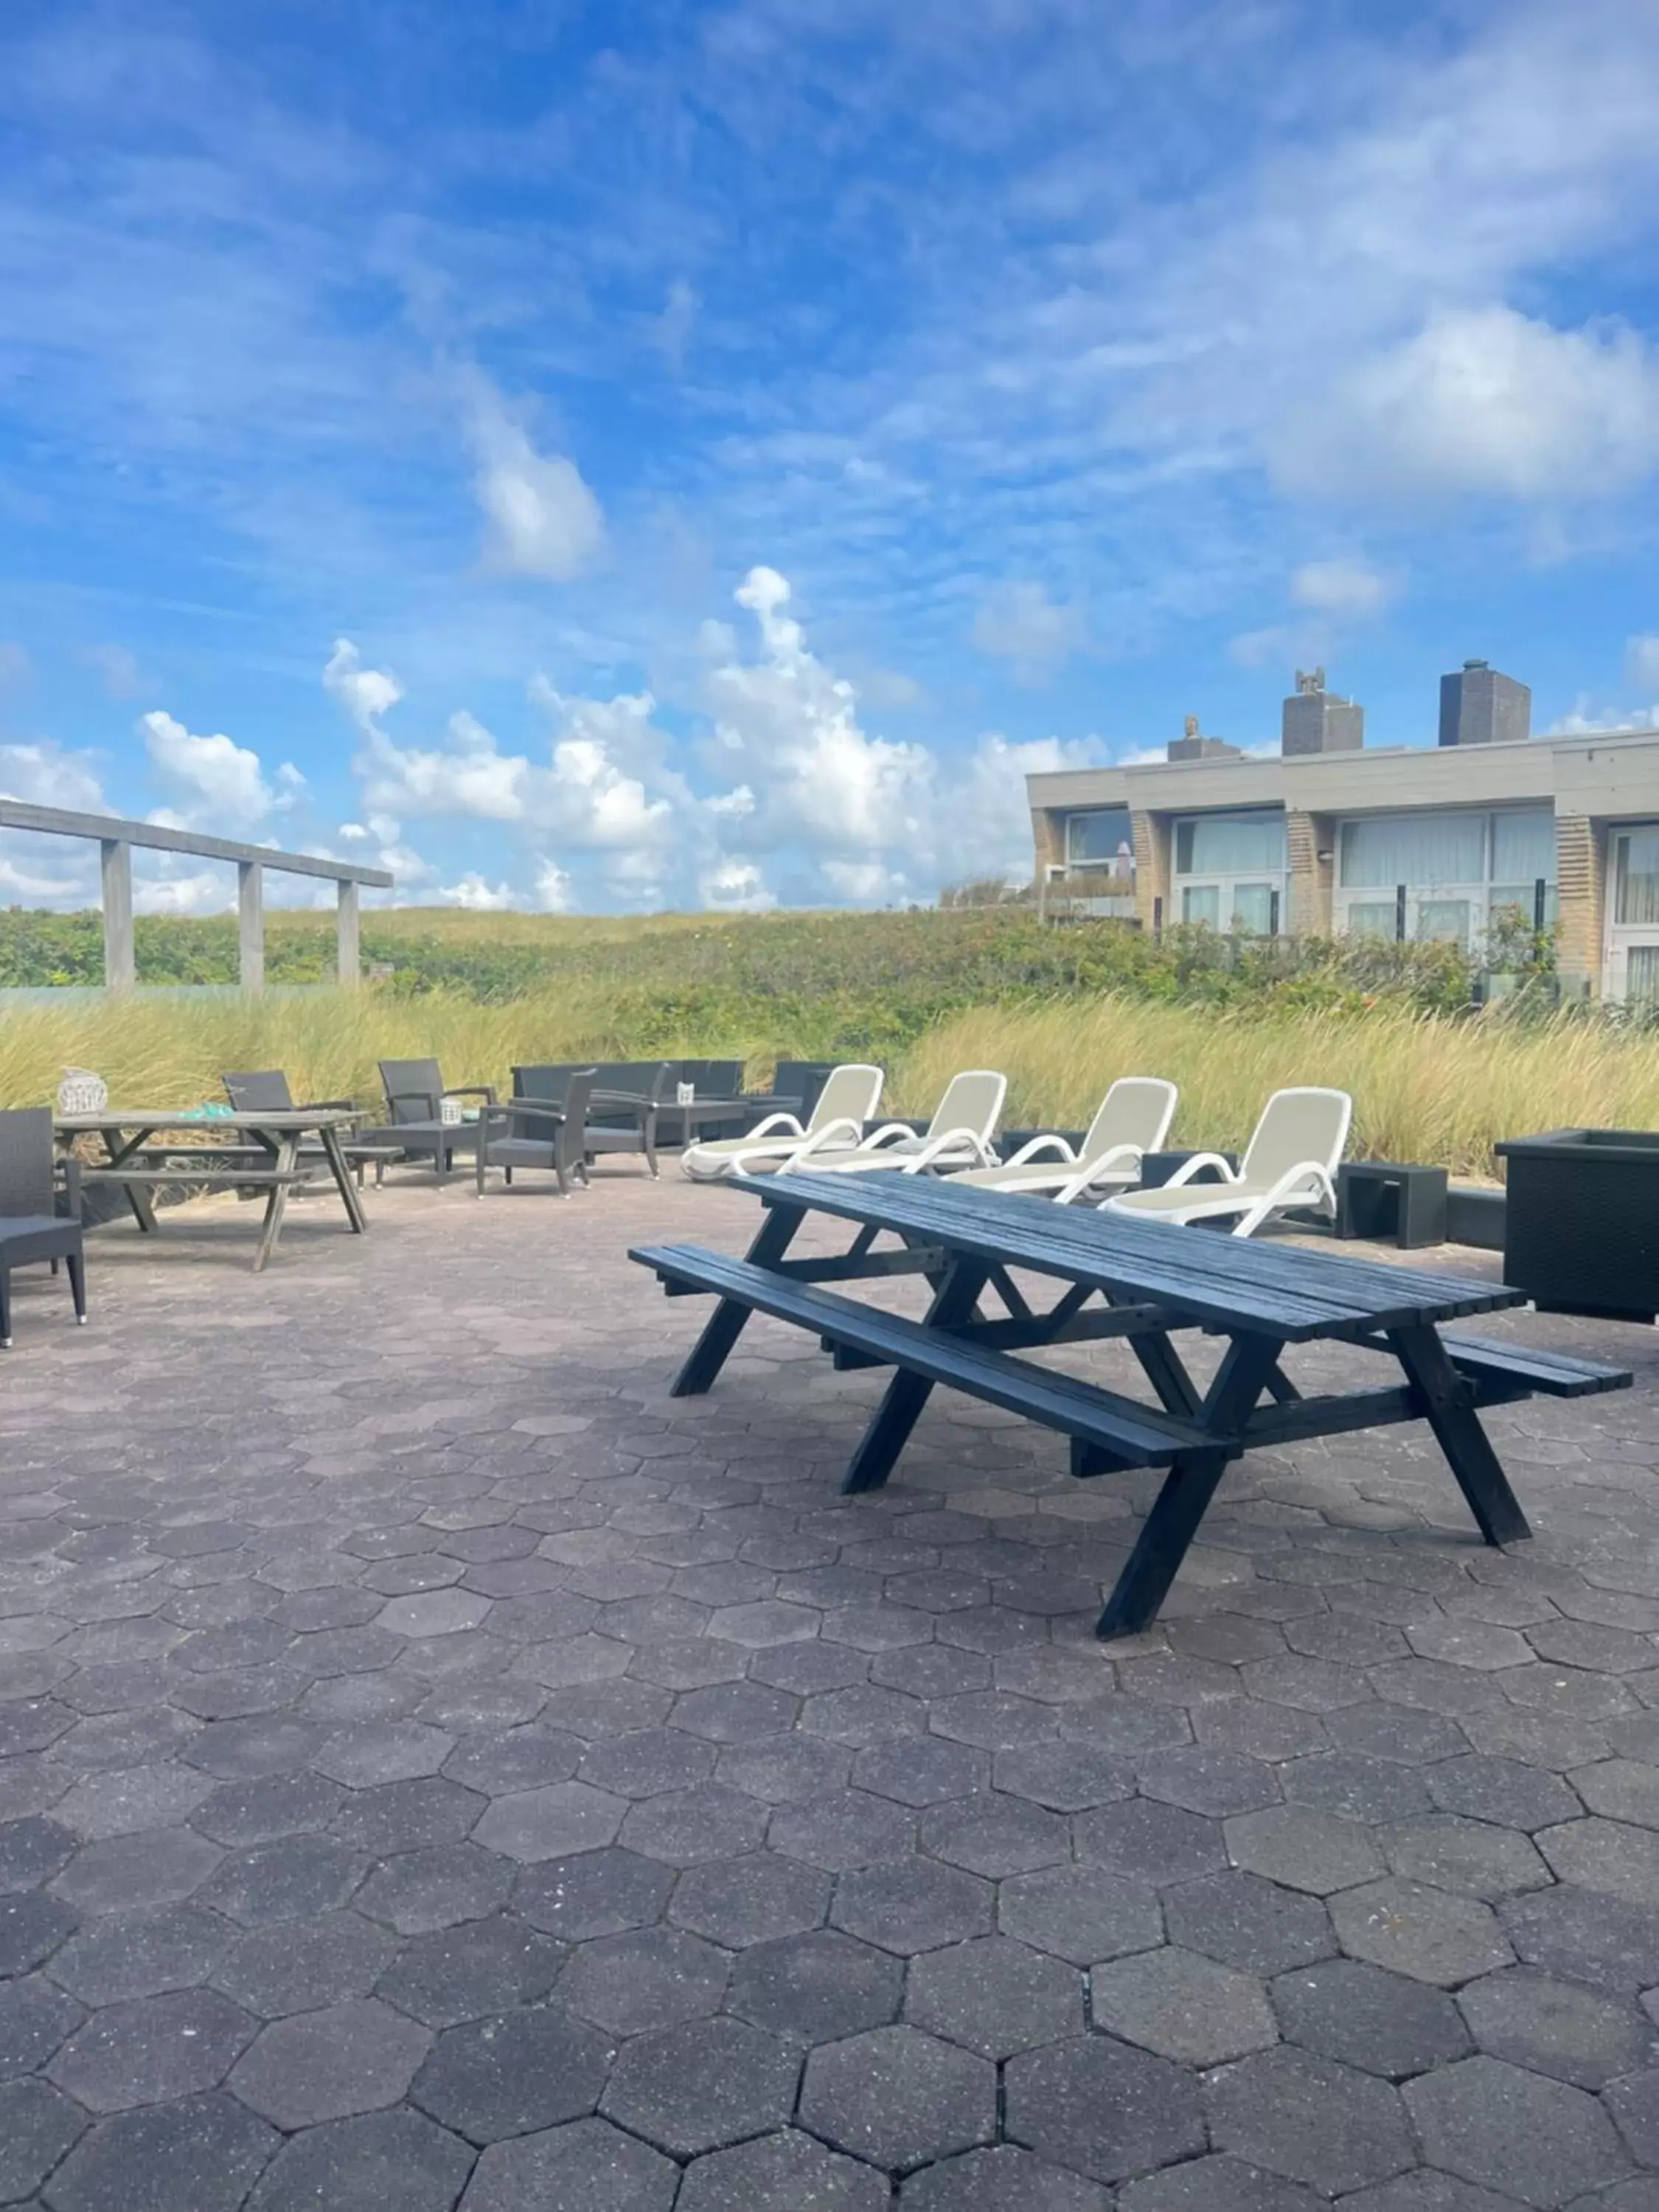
[[0, 800, 392, 887]]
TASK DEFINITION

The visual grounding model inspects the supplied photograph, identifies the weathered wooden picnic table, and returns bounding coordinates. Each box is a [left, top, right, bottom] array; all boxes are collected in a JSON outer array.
[[633, 1170, 1631, 1637], [54, 1108, 369, 1272]]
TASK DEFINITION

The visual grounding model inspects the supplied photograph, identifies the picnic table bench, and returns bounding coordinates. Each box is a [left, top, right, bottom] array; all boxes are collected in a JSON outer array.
[[633, 1171, 1630, 1638], [55, 1108, 369, 1272]]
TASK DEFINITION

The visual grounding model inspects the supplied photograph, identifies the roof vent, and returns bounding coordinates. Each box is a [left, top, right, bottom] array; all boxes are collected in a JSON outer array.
[[1281, 667, 1364, 757], [1439, 661, 1531, 746], [1166, 714, 1242, 763]]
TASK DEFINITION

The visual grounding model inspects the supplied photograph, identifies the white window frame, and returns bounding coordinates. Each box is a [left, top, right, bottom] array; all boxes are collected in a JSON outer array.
[[1333, 808, 1557, 952], [1171, 812, 1289, 937]]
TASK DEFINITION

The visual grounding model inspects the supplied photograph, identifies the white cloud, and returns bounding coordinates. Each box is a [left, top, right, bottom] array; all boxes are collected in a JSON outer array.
[[1627, 636, 1659, 693], [1290, 560, 1396, 618], [1273, 307, 1659, 504], [0, 740, 107, 811], [133, 867, 232, 916], [468, 380, 605, 582], [323, 639, 403, 734], [972, 581, 1086, 675], [534, 857, 574, 911], [140, 709, 299, 830], [700, 858, 775, 912], [440, 872, 514, 910]]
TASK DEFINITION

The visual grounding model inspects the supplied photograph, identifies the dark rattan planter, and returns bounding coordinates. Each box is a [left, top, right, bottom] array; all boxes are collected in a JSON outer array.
[[1495, 1127, 1659, 1323]]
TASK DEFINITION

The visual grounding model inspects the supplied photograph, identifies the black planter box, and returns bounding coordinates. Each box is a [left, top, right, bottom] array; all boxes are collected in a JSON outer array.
[[1494, 1127, 1659, 1323]]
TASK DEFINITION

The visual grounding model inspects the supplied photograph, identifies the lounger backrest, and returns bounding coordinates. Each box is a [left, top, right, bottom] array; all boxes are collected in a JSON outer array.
[[1241, 1087, 1353, 1186], [379, 1058, 445, 1124], [1080, 1077, 1178, 1161], [223, 1070, 295, 1113], [807, 1065, 885, 1133], [926, 1070, 1007, 1142], [0, 1107, 54, 1218]]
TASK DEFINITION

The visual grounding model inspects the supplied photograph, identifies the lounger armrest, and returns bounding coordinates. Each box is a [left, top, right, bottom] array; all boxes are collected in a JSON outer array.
[[1161, 1151, 1240, 1189], [858, 1120, 925, 1150], [1229, 1161, 1339, 1239], [1002, 1135, 1078, 1168], [1052, 1144, 1145, 1206], [897, 1125, 998, 1174], [743, 1111, 807, 1142], [785, 1117, 866, 1165]]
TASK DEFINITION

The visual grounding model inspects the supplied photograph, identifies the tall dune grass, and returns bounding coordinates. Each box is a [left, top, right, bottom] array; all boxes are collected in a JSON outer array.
[[3, 983, 1654, 1179]]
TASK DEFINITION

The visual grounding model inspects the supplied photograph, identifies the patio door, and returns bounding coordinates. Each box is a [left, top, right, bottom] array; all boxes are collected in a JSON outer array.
[[1606, 827, 1659, 1001]]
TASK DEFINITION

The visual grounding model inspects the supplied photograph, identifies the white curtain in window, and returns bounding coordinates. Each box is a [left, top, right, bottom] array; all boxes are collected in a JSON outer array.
[[1181, 814, 1285, 874], [1067, 810, 1131, 863], [1340, 813, 1484, 889], [1618, 828, 1659, 927], [1491, 810, 1556, 884], [1345, 901, 1399, 939]]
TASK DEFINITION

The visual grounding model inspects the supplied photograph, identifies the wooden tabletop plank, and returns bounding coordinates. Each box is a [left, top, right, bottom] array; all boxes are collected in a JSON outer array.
[[739, 1173, 1520, 1340], [55, 1110, 361, 1132]]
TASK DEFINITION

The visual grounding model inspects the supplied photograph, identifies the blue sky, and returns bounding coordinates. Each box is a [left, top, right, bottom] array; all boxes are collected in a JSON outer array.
[[4, 0, 1659, 914]]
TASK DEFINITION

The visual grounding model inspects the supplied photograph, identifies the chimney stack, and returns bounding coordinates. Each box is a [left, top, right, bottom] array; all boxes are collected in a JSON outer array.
[[1166, 713, 1242, 763], [1439, 659, 1531, 746], [1281, 667, 1364, 757]]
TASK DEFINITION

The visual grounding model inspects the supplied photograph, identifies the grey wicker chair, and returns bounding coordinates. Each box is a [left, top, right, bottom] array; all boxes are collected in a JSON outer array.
[[475, 1069, 597, 1198], [369, 1059, 497, 1182], [0, 1108, 86, 1348], [512, 1062, 671, 1178]]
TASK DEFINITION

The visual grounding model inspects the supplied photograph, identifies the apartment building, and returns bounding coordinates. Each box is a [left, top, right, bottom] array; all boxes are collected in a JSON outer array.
[[1026, 662, 1659, 1000]]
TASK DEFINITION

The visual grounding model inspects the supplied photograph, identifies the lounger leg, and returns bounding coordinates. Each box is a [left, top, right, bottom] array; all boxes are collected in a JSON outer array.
[[1389, 1323, 1531, 1546], [672, 1202, 805, 1396], [842, 1257, 992, 1494], [1094, 1334, 1284, 1637], [66, 1247, 87, 1324]]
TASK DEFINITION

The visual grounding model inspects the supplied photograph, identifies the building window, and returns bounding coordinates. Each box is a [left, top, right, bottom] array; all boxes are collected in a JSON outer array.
[[1335, 809, 1556, 950], [1172, 812, 1287, 936], [1064, 809, 1133, 870]]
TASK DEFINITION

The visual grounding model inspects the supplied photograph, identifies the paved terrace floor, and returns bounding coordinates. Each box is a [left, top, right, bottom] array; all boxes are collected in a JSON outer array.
[[4, 1169, 1659, 2211]]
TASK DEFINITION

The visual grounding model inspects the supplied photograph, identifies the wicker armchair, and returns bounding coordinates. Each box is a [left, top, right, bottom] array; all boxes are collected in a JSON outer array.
[[1, 1108, 86, 1348]]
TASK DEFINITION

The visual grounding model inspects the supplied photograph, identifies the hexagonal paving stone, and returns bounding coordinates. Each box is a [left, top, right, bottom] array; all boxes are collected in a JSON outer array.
[[1456, 1967, 1659, 2090], [993, 1742, 1135, 1813], [1269, 1954, 1472, 2081], [999, 1863, 1163, 1966], [0, 1889, 78, 1975], [211, 1911, 397, 2017], [1426, 1756, 1584, 1833], [0, 2076, 86, 2204], [726, 1928, 903, 2042], [832, 1857, 992, 1955], [355, 1843, 513, 1934], [375, 1913, 566, 2028], [41, 2090, 274, 2212], [0, 1969, 83, 2074], [599, 2015, 799, 2158], [229, 1997, 432, 2129], [473, 1781, 626, 1863], [672, 1683, 800, 1743], [50, 1827, 223, 1915], [851, 1737, 987, 1807], [1332, 1879, 1514, 1987], [49, 1987, 256, 2112], [1205, 2045, 1414, 2197], [618, 1783, 768, 1867], [1381, 1815, 1551, 1900], [327, 1777, 485, 1855], [1278, 1753, 1432, 1827], [52, 1764, 216, 1839], [906, 1935, 1084, 2059], [193, 1771, 347, 1846], [1116, 2153, 1324, 2211], [458, 2116, 678, 2212], [677, 2127, 887, 2211], [899, 2143, 1110, 2210], [1137, 1747, 1283, 1819], [714, 1735, 851, 1806], [577, 1731, 714, 1799], [558, 1925, 730, 2034], [409, 2004, 616, 2143], [1163, 1871, 1335, 1978], [246, 2110, 474, 2212], [917, 1791, 1070, 1877], [314, 1722, 455, 1788], [513, 1847, 673, 1940], [669, 1849, 830, 1947], [48, 1902, 234, 2006], [198, 1834, 366, 1926], [1537, 1817, 1659, 1905], [1004, 2031, 1205, 2185], [768, 1789, 914, 1871], [375, 1589, 493, 1638], [1570, 1759, 1659, 1829], [1225, 1804, 1385, 1895], [1092, 1944, 1278, 2065], [1500, 1885, 1659, 1995], [442, 1726, 582, 1796], [800, 2023, 995, 2174], [1405, 2055, 1632, 2208]]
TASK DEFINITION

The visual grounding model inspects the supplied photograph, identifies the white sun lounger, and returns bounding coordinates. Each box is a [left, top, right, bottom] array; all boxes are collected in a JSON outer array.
[[796, 1069, 1007, 1176], [680, 1065, 885, 1181], [950, 1077, 1178, 1203], [1104, 1086, 1353, 1238]]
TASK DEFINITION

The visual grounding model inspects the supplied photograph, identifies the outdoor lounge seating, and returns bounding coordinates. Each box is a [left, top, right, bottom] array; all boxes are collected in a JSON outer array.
[[797, 1069, 1007, 1175], [1105, 1085, 1352, 1237], [476, 1069, 597, 1197], [366, 1059, 497, 1182], [951, 1077, 1178, 1202], [513, 1062, 672, 1178], [680, 1063, 885, 1180], [1, 1107, 86, 1346]]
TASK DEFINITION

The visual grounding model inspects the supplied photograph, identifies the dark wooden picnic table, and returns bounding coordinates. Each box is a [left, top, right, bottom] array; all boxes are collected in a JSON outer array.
[[633, 1170, 1630, 1638], [55, 1108, 369, 1272]]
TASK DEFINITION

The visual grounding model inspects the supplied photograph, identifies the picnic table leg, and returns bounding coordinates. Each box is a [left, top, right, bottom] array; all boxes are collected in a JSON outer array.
[[103, 1127, 160, 1234], [317, 1125, 369, 1234], [1096, 1334, 1284, 1638], [1388, 1323, 1531, 1546], [252, 1135, 299, 1273], [672, 1202, 806, 1397], [842, 1256, 992, 1495]]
